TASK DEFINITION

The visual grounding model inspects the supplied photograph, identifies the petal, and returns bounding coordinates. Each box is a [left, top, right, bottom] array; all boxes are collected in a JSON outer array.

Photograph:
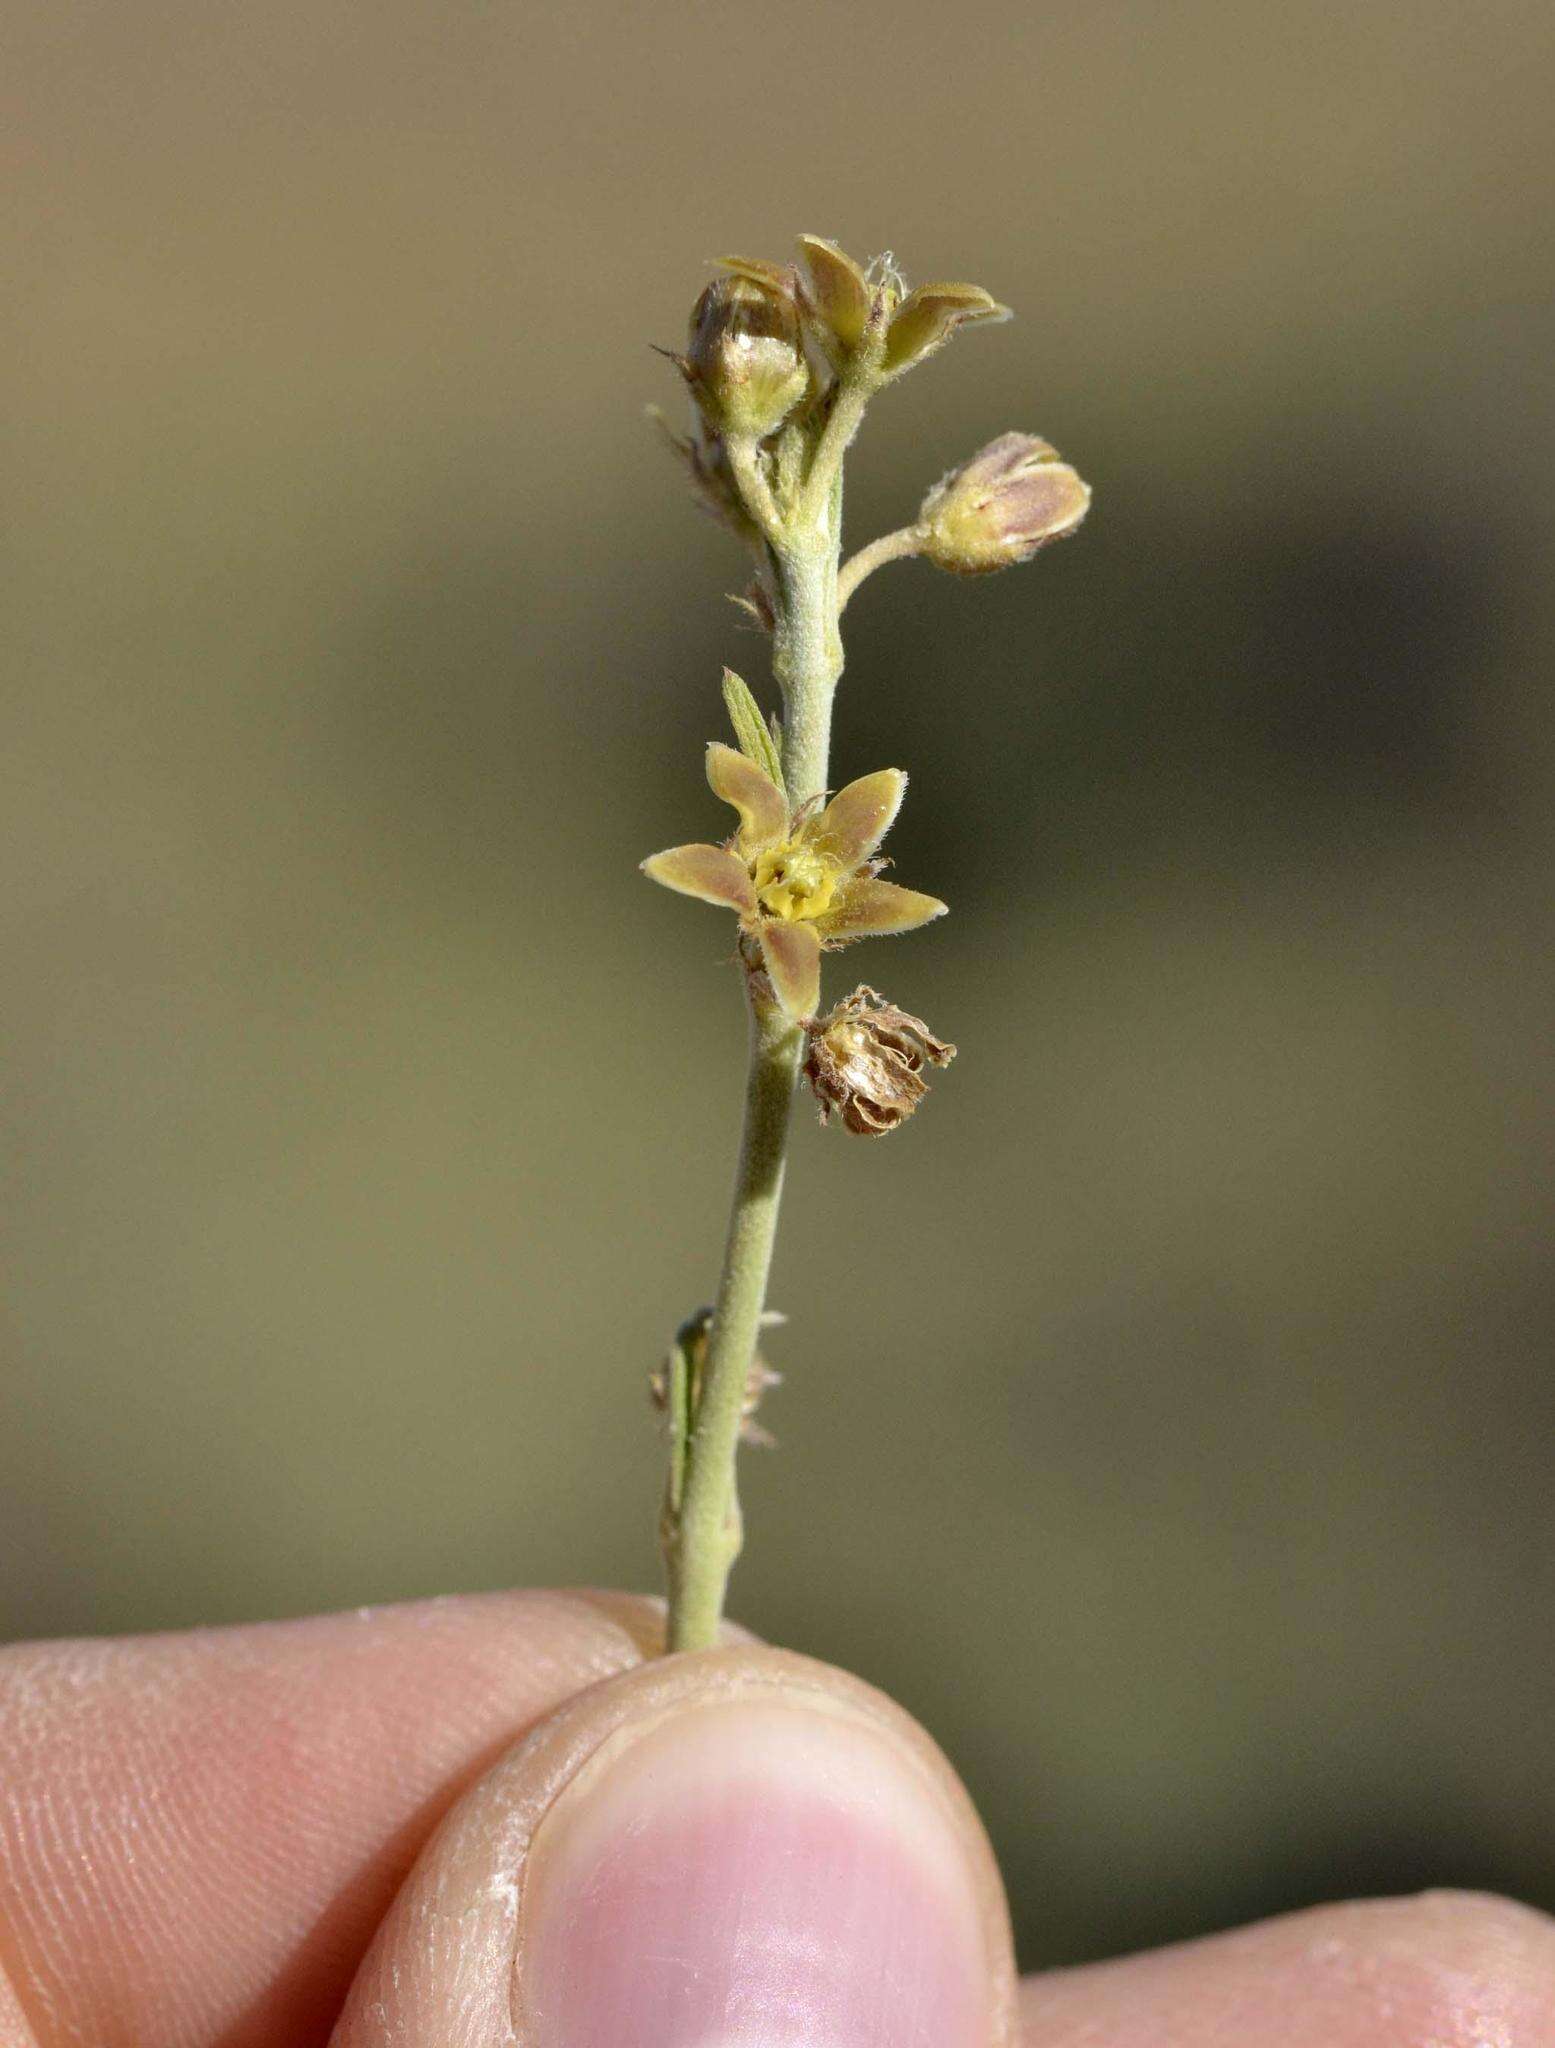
[[706, 742, 788, 855], [758, 920, 821, 1019], [641, 843, 756, 915], [717, 254, 797, 295], [806, 768, 907, 869], [816, 878, 948, 940], [883, 284, 1011, 377], [796, 235, 872, 351]]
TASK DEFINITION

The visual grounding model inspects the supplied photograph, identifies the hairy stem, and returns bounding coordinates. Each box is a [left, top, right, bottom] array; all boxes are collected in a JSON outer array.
[[773, 542, 843, 805], [726, 434, 786, 551], [797, 375, 872, 533], [837, 524, 924, 612], [665, 992, 800, 1651], [664, 502, 844, 1652]]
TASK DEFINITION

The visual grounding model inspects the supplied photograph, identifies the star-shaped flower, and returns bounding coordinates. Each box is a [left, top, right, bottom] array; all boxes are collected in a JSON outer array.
[[642, 745, 947, 1019]]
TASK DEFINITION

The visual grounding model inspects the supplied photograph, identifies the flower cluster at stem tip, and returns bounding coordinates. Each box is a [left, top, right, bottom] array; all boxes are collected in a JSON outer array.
[[645, 234, 1092, 1134]]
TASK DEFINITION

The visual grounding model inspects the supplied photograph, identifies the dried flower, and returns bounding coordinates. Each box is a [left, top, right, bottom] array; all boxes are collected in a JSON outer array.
[[678, 270, 811, 442], [919, 432, 1091, 575], [641, 712, 946, 1021], [804, 985, 956, 1135]]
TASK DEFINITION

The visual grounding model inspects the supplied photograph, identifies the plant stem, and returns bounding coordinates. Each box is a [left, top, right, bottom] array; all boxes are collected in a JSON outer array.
[[725, 435, 786, 551], [837, 524, 924, 612], [773, 540, 842, 805], [664, 504, 845, 1653], [665, 993, 800, 1651], [797, 376, 871, 534]]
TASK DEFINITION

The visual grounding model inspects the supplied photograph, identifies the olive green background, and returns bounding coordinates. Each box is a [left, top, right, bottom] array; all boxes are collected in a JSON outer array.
[[5, 0, 1553, 1971]]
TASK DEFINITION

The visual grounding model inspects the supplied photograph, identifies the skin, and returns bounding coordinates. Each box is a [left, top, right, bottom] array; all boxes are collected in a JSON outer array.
[[0, 1589, 1551, 2047]]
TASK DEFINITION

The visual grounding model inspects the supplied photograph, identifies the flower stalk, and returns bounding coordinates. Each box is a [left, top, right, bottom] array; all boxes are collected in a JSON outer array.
[[648, 236, 1090, 1652], [662, 448, 853, 1653], [663, 992, 800, 1650]]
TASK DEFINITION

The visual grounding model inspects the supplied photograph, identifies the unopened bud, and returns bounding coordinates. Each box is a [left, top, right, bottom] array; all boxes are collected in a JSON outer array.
[[919, 432, 1090, 575], [804, 986, 956, 1136], [680, 272, 810, 441]]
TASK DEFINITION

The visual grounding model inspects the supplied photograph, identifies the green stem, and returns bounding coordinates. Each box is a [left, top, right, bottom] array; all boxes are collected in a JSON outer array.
[[773, 542, 842, 805], [726, 434, 786, 551], [837, 523, 924, 613], [665, 993, 801, 1651], [796, 375, 872, 534], [664, 489, 845, 1653]]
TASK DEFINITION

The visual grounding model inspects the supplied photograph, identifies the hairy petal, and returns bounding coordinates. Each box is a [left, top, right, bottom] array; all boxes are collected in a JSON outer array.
[[796, 235, 873, 352], [758, 920, 822, 1019], [808, 769, 907, 869], [706, 742, 788, 855], [641, 843, 757, 915], [716, 254, 798, 295], [883, 284, 1011, 377], [817, 878, 948, 940]]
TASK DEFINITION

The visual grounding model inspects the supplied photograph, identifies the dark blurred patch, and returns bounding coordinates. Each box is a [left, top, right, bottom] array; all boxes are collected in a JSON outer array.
[[999, 1799, 1555, 1970], [1221, 1806, 1555, 1943], [1238, 508, 1507, 798]]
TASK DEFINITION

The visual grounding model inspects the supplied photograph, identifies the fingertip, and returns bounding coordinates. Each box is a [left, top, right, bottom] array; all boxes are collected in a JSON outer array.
[[1018, 1890, 1555, 2046], [331, 1645, 1018, 2047], [0, 1587, 673, 2047]]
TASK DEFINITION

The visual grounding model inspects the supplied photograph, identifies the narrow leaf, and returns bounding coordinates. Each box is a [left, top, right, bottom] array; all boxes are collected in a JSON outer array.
[[660, 1308, 710, 1518], [721, 669, 787, 801]]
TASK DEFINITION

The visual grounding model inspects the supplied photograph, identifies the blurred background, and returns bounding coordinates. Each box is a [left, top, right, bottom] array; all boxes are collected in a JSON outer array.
[[5, 0, 1554, 1973]]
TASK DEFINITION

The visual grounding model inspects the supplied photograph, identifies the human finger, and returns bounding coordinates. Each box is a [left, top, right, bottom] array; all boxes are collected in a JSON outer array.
[[1018, 1889, 1555, 2045], [0, 1589, 669, 2046], [330, 1643, 1018, 2047]]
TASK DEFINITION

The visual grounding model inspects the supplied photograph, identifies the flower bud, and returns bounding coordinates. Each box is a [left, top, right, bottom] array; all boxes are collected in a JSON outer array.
[[919, 432, 1091, 576], [804, 986, 956, 1136], [680, 272, 810, 442]]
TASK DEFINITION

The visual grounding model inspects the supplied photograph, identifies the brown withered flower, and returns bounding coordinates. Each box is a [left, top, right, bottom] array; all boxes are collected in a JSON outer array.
[[804, 985, 956, 1136], [919, 432, 1091, 575], [641, 738, 946, 1021]]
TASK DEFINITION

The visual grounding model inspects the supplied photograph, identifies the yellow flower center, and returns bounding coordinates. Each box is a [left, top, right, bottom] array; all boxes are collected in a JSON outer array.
[[751, 843, 840, 922]]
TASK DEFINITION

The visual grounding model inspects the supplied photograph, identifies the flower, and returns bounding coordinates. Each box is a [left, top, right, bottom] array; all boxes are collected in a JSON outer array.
[[677, 269, 811, 442], [804, 985, 956, 1135], [641, 744, 947, 1019], [919, 432, 1091, 575], [795, 235, 1010, 380]]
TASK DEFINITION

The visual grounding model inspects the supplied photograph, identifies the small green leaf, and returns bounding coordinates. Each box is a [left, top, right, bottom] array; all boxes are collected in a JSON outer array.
[[661, 1308, 712, 1517], [722, 668, 786, 802]]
